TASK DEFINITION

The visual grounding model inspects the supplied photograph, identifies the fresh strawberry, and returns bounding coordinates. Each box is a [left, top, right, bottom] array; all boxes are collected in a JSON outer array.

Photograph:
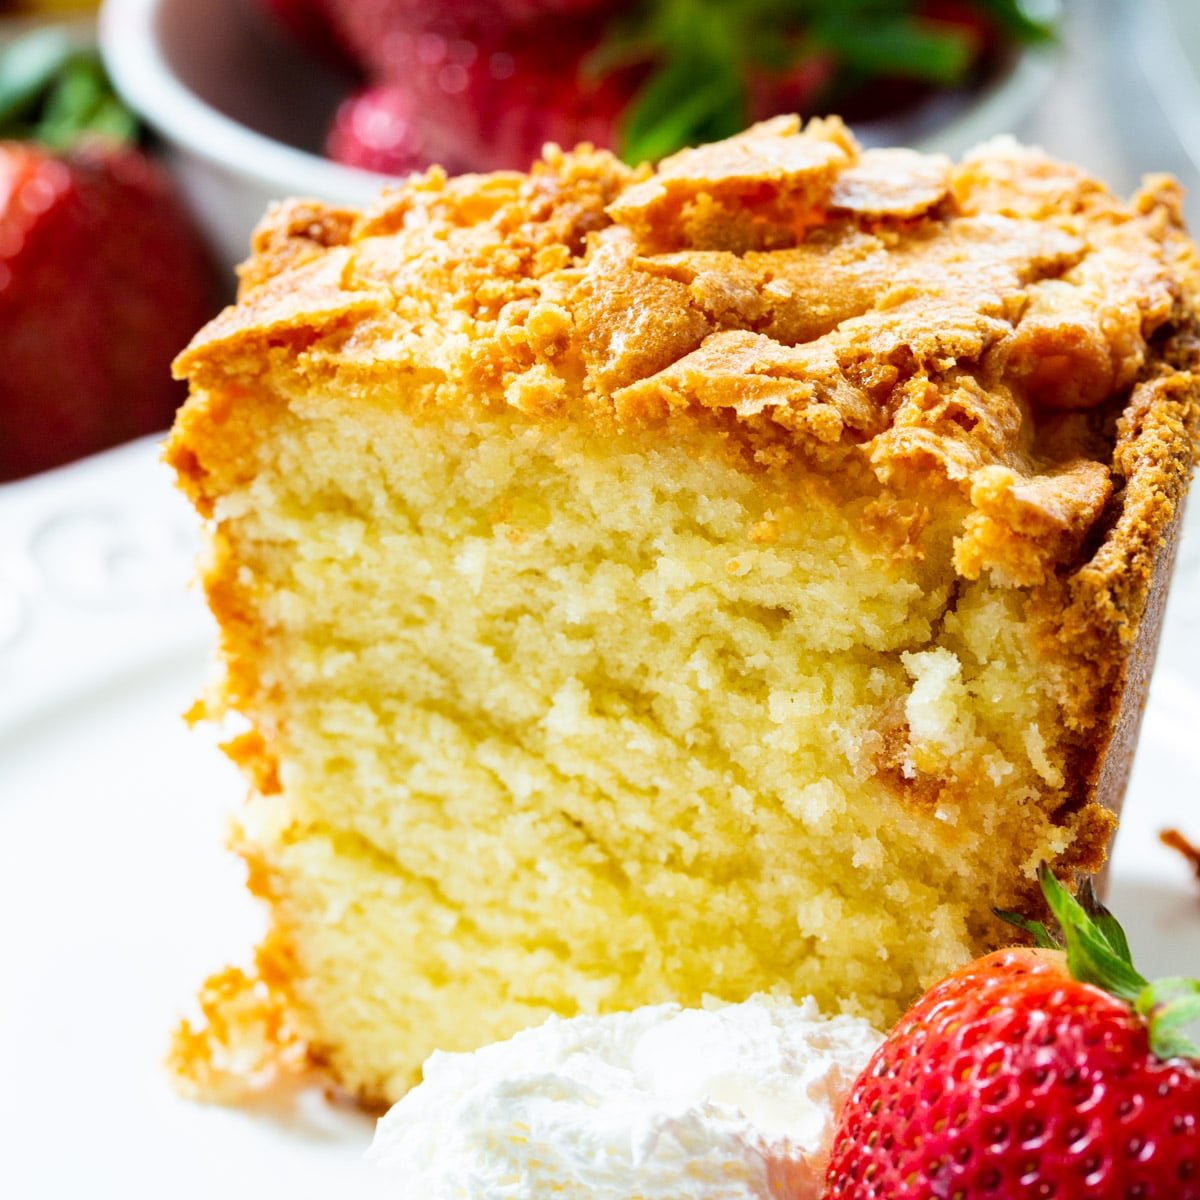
[[824, 867, 1200, 1200], [325, 83, 431, 176], [0, 33, 216, 480], [256, 0, 354, 70], [401, 24, 635, 172], [323, 13, 638, 175], [320, 0, 1055, 174], [747, 54, 836, 125], [321, 0, 625, 81], [0, 141, 216, 479]]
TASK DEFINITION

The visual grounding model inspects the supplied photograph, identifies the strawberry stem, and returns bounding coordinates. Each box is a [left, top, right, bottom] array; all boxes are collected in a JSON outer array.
[[992, 907, 1057, 949], [997, 865, 1200, 1062], [1037, 865, 1148, 1003], [599, 0, 1057, 164], [1136, 979, 1200, 1060], [1076, 874, 1135, 964], [0, 29, 138, 150]]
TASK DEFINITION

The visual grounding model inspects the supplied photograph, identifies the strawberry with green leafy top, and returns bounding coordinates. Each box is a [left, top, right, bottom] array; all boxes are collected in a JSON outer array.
[[258, 0, 352, 68], [0, 30, 216, 480], [823, 866, 1200, 1200], [325, 12, 639, 176], [311, 0, 1055, 175]]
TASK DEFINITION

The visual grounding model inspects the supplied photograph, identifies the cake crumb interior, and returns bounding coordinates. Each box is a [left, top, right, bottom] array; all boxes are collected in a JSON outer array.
[[220, 395, 1087, 1100]]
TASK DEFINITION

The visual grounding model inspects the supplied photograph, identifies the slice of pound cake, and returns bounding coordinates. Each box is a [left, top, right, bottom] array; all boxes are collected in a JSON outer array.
[[167, 117, 1200, 1106]]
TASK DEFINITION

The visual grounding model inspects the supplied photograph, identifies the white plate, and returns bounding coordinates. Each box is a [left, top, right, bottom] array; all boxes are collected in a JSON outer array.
[[1, 437, 1198, 1198], [0, 441, 388, 1198]]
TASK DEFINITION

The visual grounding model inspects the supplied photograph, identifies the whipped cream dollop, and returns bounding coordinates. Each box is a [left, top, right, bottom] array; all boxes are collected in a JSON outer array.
[[369, 995, 882, 1199]]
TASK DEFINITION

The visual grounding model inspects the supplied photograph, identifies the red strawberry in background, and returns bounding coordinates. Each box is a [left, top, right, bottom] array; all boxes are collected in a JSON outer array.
[[317, 0, 641, 173], [0, 31, 217, 481], [388, 24, 634, 172], [323, 16, 639, 175], [257, 0, 353, 69], [321, 0, 615, 76], [267, 0, 1057, 178], [824, 866, 1200, 1200], [326, 83, 430, 176]]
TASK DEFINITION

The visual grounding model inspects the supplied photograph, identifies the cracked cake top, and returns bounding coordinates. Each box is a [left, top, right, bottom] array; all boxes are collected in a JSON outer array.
[[174, 116, 1200, 597]]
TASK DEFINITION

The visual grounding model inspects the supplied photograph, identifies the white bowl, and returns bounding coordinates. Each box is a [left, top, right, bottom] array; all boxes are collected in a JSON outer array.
[[99, 0, 381, 275], [100, 0, 1060, 279]]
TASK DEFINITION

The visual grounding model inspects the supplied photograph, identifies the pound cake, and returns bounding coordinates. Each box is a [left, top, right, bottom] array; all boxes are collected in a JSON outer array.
[[167, 117, 1200, 1106]]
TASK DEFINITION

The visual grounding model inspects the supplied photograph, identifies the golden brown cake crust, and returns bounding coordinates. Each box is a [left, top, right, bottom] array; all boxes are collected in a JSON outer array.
[[175, 121, 1197, 555]]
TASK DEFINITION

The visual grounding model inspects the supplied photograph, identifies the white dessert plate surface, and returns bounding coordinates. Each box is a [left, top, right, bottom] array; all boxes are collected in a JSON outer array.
[[1, 436, 1199, 1199]]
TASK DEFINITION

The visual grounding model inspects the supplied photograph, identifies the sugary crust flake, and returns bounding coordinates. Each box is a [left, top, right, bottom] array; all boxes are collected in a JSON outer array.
[[167, 954, 311, 1104], [829, 147, 952, 217], [607, 115, 853, 251]]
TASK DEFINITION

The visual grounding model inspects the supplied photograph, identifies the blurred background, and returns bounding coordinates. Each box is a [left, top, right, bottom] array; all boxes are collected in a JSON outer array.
[[0, 0, 1199, 482]]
